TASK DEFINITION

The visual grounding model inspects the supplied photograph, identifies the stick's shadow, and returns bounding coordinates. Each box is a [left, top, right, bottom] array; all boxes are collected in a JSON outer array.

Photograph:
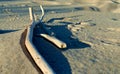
[[47, 17, 65, 23], [46, 17, 91, 50], [33, 21, 90, 74], [0, 29, 19, 34], [33, 30, 72, 74], [46, 24, 91, 50]]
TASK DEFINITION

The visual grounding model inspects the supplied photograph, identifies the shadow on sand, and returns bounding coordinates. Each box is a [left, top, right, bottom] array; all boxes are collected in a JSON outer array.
[[46, 25, 91, 50], [32, 21, 90, 74], [0, 29, 19, 34], [33, 36, 72, 74]]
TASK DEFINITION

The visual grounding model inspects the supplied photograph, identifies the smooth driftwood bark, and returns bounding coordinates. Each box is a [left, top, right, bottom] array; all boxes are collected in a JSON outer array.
[[29, 7, 35, 22], [25, 7, 55, 74], [40, 34, 67, 48]]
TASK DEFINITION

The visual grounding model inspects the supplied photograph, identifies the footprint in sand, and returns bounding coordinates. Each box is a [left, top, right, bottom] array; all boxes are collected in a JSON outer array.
[[111, 0, 120, 4], [111, 18, 118, 21], [95, 36, 120, 46], [89, 7, 100, 11], [2, 8, 12, 13], [67, 21, 96, 32], [101, 38, 120, 46]]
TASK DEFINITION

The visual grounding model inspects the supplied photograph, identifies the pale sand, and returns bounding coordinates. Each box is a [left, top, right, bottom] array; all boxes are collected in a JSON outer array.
[[0, 0, 120, 74]]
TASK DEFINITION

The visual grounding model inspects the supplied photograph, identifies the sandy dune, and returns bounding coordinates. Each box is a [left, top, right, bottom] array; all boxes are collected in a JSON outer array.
[[0, 0, 120, 74]]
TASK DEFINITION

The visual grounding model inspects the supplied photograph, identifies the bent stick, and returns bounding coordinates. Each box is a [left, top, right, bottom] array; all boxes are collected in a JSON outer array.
[[25, 7, 55, 74]]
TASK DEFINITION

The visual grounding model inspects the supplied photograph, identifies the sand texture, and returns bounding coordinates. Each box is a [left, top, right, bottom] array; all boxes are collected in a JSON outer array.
[[0, 0, 120, 74]]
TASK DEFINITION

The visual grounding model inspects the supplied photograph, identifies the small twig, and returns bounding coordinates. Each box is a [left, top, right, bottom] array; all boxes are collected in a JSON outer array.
[[39, 5, 45, 22], [34, 13, 37, 21]]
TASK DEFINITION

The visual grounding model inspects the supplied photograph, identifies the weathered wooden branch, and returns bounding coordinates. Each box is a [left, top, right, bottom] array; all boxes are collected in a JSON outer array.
[[29, 7, 35, 22], [25, 7, 55, 74], [40, 34, 67, 48]]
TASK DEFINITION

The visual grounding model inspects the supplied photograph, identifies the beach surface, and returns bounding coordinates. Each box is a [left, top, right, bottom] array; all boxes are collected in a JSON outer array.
[[0, 0, 120, 74]]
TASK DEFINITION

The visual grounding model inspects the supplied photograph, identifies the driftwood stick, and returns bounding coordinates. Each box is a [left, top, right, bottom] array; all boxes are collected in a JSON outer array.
[[29, 7, 35, 22], [40, 34, 67, 48], [25, 7, 55, 74]]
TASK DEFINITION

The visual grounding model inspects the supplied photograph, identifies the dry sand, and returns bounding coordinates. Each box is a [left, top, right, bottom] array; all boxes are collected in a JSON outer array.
[[0, 0, 120, 74]]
